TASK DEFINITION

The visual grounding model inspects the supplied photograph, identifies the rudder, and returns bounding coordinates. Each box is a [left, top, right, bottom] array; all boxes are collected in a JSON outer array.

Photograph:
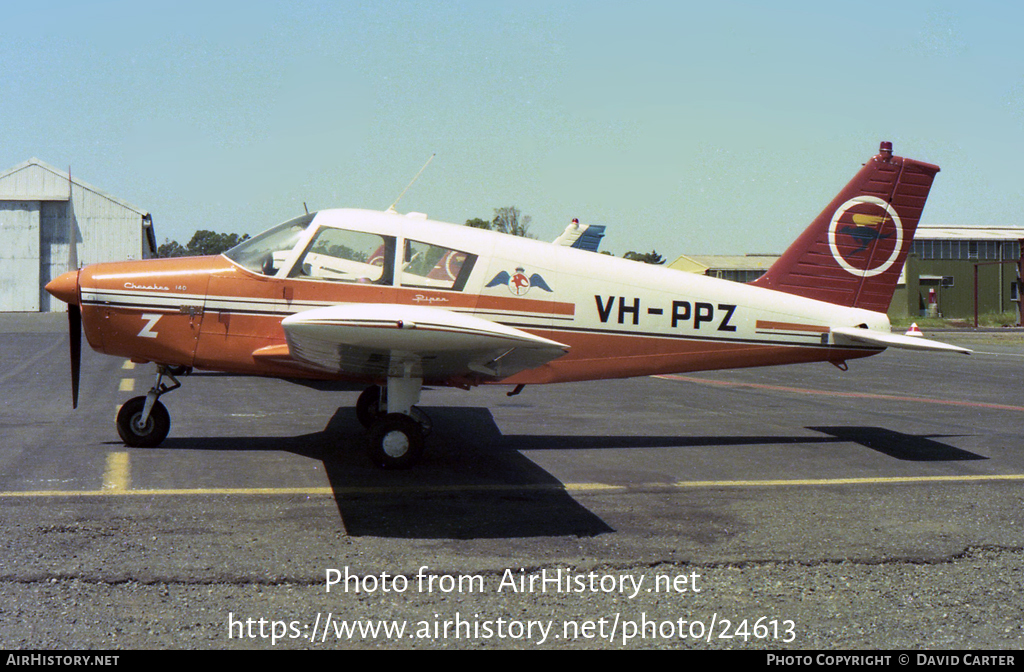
[[750, 142, 940, 312]]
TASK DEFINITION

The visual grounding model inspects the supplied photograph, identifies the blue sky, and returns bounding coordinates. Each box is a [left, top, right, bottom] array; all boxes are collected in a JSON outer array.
[[3, 1, 1023, 258]]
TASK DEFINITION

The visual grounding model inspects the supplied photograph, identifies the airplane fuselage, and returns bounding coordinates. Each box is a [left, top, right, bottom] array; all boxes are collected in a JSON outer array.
[[66, 208, 888, 387]]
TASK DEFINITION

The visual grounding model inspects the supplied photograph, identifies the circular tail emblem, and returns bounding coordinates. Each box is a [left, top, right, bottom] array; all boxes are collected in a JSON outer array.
[[827, 196, 903, 278]]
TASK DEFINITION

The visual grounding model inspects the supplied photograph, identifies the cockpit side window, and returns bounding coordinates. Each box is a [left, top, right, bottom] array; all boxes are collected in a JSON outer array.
[[288, 228, 396, 285], [401, 240, 476, 291]]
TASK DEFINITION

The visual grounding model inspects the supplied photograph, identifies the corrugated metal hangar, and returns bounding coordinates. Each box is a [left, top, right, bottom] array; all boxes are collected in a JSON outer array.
[[0, 158, 156, 312]]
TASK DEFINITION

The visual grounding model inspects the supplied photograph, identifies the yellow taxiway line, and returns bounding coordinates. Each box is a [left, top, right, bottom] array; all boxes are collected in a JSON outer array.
[[102, 452, 131, 492], [3, 473, 1024, 499]]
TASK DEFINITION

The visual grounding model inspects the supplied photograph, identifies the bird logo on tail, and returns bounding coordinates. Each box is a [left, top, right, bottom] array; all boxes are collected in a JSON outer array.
[[827, 196, 904, 278]]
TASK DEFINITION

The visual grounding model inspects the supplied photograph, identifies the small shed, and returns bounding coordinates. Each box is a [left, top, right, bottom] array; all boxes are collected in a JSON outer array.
[[0, 158, 156, 312], [669, 254, 780, 283]]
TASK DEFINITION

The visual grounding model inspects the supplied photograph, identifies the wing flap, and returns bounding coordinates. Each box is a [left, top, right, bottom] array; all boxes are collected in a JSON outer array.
[[831, 326, 971, 355], [280, 304, 569, 381]]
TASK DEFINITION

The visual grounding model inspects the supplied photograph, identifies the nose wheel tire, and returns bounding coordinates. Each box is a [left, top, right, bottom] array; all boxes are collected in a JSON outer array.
[[367, 413, 424, 469], [116, 396, 171, 448]]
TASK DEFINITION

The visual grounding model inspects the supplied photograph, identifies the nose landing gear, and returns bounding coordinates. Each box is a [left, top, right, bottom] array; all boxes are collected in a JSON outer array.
[[115, 365, 184, 448]]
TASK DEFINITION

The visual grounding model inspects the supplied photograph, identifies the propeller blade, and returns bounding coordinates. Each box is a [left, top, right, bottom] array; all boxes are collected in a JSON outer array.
[[69, 304, 81, 409]]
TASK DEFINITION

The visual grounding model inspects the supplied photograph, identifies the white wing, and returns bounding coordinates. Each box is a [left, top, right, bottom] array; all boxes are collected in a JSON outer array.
[[275, 303, 570, 381]]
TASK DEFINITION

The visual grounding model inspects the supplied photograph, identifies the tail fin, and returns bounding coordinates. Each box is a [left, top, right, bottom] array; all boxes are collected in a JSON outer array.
[[750, 142, 940, 312]]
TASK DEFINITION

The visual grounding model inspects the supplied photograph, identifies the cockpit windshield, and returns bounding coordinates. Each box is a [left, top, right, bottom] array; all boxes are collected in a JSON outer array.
[[223, 213, 315, 275]]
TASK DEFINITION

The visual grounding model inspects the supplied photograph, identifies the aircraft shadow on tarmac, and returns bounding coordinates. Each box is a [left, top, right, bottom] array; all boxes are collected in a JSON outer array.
[[153, 409, 983, 539], [158, 406, 617, 539], [808, 426, 986, 462]]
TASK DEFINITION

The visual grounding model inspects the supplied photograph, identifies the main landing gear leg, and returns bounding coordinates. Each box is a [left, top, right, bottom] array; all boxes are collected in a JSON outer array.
[[116, 365, 183, 448], [365, 375, 429, 469]]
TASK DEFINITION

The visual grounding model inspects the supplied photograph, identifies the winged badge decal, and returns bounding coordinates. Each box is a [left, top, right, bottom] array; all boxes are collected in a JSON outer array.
[[485, 267, 554, 296]]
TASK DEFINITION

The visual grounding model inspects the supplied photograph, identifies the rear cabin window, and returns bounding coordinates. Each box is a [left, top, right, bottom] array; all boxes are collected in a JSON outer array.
[[400, 239, 476, 291]]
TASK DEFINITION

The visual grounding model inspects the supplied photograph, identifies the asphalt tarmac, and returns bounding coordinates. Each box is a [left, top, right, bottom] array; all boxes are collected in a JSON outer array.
[[1, 313, 1022, 650]]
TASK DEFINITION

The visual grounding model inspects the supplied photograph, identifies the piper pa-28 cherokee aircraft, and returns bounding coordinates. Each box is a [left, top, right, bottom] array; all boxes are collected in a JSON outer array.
[[46, 142, 969, 468]]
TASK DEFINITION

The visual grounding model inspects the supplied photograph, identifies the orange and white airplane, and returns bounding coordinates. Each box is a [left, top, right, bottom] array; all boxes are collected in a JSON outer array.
[[46, 142, 969, 468]]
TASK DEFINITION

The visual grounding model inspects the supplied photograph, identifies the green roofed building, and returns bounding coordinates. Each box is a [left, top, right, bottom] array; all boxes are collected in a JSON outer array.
[[669, 224, 1024, 325]]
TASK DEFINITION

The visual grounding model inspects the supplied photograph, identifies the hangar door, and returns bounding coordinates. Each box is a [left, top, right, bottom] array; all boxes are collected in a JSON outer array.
[[0, 201, 41, 312], [39, 201, 73, 312]]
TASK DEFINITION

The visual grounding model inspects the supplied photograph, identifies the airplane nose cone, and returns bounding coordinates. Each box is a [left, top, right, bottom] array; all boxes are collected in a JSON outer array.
[[45, 270, 80, 305]]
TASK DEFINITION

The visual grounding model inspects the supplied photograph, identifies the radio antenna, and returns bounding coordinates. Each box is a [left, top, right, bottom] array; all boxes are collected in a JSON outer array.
[[387, 153, 435, 213]]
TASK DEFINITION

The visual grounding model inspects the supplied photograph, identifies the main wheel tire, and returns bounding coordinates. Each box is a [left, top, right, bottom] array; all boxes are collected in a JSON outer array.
[[367, 413, 424, 469], [116, 396, 171, 448], [355, 385, 384, 429]]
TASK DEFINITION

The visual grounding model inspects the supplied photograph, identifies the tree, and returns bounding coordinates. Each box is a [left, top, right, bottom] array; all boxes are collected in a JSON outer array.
[[465, 217, 492, 230], [623, 250, 665, 265], [185, 230, 250, 255], [158, 230, 251, 257], [157, 239, 187, 258], [464, 207, 534, 238], [491, 206, 533, 238]]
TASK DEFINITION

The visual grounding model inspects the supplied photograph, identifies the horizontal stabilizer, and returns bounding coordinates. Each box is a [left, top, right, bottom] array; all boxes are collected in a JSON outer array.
[[831, 327, 971, 355], [552, 220, 606, 252]]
